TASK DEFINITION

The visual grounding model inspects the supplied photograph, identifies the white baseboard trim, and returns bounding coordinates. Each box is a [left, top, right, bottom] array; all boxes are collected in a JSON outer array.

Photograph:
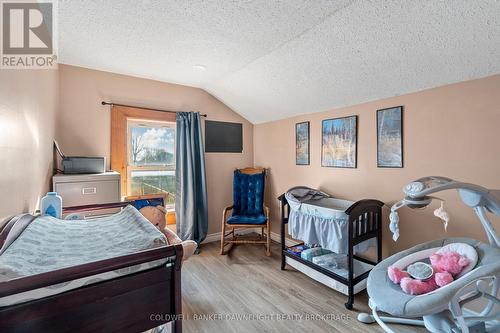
[[202, 228, 299, 247]]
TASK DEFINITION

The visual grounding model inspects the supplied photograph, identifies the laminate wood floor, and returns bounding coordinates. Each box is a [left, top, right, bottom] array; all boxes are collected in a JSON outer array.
[[181, 240, 426, 333]]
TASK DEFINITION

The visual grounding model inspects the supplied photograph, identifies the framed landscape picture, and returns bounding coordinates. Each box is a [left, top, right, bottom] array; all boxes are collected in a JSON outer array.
[[295, 121, 310, 165], [321, 115, 357, 168], [377, 106, 403, 168]]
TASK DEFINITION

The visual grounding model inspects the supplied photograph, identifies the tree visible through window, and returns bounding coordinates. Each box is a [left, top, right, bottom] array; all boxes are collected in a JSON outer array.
[[127, 119, 176, 207]]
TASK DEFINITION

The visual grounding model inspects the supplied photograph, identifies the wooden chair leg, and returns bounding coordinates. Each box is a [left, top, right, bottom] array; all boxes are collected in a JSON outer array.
[[220, 222, 226, 255], [261, 227, 264, 239], [266, 222, 271, 257]]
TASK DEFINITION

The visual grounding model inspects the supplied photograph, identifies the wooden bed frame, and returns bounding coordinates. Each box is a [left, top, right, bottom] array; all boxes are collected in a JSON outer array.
[[0, 202, 184, 333]]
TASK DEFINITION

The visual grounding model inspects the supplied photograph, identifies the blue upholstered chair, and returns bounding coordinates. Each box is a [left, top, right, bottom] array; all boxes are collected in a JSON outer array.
[[220, 168, 271, 256]]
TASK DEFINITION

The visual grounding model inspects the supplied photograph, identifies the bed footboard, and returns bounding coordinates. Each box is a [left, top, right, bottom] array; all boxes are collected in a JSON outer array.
[[0, 244, 184, 333]]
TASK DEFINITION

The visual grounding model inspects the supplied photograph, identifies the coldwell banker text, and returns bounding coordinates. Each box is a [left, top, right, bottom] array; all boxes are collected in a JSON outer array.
[[1, 0, 58, 69]]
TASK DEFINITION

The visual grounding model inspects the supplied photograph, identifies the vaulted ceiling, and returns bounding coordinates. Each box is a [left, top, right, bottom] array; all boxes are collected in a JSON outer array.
[[59, 0, 500, 124]]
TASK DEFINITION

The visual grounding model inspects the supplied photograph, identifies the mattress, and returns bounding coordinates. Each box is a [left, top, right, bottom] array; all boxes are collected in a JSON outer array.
[[0, 205, 170, 307], [286, 187, 374, 254]]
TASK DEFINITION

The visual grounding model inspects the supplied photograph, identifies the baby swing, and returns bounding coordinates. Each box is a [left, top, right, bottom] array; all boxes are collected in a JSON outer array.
[[358, 176, 500, 333]]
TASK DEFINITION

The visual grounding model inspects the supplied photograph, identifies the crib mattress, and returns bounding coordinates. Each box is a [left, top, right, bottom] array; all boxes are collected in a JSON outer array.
[[286, 189, 373, 254], [0, 205, 169, 307]]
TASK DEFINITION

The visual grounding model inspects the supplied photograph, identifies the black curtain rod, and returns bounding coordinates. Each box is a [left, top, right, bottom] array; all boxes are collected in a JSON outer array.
[[101, 101, 207, 117]]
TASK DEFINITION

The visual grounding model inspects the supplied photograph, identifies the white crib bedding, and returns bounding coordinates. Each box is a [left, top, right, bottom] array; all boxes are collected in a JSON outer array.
[[300, 197, 353, 219], [286, 189, 374, 254], [0, 205, 169, 307]]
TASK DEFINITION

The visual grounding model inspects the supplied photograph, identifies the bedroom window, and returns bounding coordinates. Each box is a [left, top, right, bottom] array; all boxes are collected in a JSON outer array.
[[127, 119, 176, 207], [110, 105, 176, 208]]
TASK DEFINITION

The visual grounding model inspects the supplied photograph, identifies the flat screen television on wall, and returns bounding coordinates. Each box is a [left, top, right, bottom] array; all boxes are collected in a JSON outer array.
[[205, 120, 243, 153]]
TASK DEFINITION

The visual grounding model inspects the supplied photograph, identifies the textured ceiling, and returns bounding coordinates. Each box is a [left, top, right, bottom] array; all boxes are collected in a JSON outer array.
[[59, 0, 500, 124]]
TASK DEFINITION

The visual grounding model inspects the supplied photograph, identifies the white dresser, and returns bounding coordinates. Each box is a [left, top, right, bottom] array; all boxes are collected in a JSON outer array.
[[52, 171, 121, 207]]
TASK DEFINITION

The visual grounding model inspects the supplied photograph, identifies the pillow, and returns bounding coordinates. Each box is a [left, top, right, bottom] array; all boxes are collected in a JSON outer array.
[[0, 214, 35, 255], [180, 240, 197, 261], [139, 206, 167, 237], [162, 226, 181, 245], [138, 205, 198, 261], [161, 227, 197, 261]]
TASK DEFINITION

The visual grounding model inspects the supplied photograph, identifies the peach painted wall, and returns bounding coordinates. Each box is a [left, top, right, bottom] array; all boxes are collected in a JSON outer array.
[[57, 64, 253, 234], [0, 69, 58, 221], [254, 74, 500, 255]]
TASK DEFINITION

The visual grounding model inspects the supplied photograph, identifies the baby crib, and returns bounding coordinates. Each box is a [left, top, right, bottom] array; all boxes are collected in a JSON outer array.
[[279, 186, 384, 309]]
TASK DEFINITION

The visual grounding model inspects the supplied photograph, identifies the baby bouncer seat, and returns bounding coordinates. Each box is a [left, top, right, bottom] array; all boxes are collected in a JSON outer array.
[[359, 177, 500, 333]]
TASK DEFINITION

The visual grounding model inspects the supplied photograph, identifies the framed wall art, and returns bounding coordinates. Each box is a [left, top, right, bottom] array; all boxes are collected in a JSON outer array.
[[295, 121, 310, 165], [377, 106, 403, 168], [321, 115, 357, 168]]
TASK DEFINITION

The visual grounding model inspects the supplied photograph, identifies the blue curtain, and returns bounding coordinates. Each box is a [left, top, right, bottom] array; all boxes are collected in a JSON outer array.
[[175, 112, 208, 244]]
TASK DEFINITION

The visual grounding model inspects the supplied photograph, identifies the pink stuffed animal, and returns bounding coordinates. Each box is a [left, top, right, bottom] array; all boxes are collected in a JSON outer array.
[[430, 252, 469, 276], [387, 266, 409, 283], [400, 276, 438, 295], [388, 251, 469, 295]]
